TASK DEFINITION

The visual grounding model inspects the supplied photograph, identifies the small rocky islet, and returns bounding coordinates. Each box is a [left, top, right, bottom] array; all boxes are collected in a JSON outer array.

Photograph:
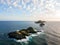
[[35, 20, 45, 27], [8, 27, 37, 40]]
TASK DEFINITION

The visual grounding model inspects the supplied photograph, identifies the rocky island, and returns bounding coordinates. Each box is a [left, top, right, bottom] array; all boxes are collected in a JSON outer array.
[[8, 27, 37, 40], [35, 20, 45, 27]]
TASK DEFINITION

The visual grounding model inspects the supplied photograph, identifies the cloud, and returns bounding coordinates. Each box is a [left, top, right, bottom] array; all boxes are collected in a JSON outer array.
[[13, 1, 18, 7], [23, 0, 30, 3], [0, 0, 60, 14], [32, 0, 38, 5], [0, 0, 40, 12], [0, 0, 60, 21]]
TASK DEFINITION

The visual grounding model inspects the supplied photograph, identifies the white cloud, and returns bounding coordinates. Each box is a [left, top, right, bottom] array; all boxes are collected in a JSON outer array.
[[0, 0, 6, 4], [32, 0, 38, 5], [6, 0, 12, 5], [9, 6, 12, 8], [23, 0, 30, 4], [0, 0, 60, 21], [0, 0, 41, 12], [27, 5, 31, 10], [17, 5, 22, 9], [13, 1, 18, 7]]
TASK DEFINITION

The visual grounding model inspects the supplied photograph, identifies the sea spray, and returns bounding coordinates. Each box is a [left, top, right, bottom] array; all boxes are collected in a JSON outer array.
[[14, 36, 33, 45], [14, 31, 43, 45]]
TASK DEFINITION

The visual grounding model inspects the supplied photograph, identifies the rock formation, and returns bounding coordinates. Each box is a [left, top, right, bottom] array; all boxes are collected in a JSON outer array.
[[8, 27, 37, 40], [35, 20, 45, 24], [35, 20, 45, 27]]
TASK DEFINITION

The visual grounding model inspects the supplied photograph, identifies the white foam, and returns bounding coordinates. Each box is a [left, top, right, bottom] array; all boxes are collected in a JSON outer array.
[[37, 30, 44, 35], [26, 36, 30, 40], [21, 39, 28, 42], [14, 30, 44, 43], [37, 32, 41, 35], [14, 39, 28, 43], [16, 30, 19, 31], [30, 34, 37, 37], [34, 29, 37, 31], [14, 32, 42, 42], [14, 39, 21, 42], [14, 36, 30, 43]]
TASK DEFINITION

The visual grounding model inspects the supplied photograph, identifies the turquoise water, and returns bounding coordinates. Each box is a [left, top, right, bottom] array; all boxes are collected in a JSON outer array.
[[0, 21, 47, 45]]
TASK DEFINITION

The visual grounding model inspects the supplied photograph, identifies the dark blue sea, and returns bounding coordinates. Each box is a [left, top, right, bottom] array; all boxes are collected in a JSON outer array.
[[0, 21, 47, 45]]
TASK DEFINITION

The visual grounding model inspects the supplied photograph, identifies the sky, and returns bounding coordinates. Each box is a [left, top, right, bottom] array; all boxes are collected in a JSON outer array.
[[0, 0, 60, 21]]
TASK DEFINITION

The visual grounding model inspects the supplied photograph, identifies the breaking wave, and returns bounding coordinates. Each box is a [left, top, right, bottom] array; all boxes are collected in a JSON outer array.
[[14, 30, 44, 45]]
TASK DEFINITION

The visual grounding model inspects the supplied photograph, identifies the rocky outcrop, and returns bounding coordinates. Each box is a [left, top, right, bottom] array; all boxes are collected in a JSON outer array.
[[40, 23, 45, 27], [26, 27, 37, 33], [35, 20, 45, 24], [35, 20, 45, 27], [8, 27, 37, 40]]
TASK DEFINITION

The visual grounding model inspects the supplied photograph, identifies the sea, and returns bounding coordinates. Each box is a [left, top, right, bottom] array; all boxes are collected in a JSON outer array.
[[44, 21, 60, 45], [0, 21, 48, 45]]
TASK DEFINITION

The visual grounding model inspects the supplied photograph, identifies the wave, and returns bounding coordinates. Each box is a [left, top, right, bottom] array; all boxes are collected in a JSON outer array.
[[0, 30, 48, 45], [14, 30, 44, 43]]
